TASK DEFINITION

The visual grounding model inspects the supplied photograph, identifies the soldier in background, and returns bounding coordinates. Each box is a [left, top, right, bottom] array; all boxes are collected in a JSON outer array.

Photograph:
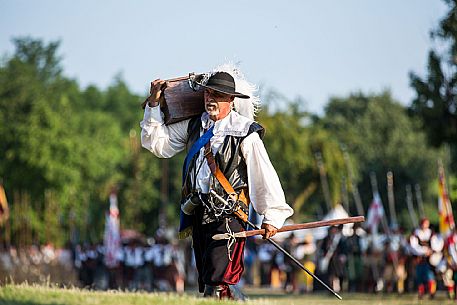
[[446, 227, 457, 299], [295, 233, 316, 293], [257, 242, 276, 287], [346, 223, 366, 292], [82, 243, 99, 288], [428, 227, 447, 299], [122, 239, 145, 290], [317, 225, 347, 293], [409, 218, 436, 299], [361, 227, 385, 292], [383, 224, 408, 293], [281, 233, 300, 293]]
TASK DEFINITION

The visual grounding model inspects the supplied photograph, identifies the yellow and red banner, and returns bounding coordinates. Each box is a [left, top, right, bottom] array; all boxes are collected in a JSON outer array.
[[0, 184, 9, 226], [439, 164, 454, 237]]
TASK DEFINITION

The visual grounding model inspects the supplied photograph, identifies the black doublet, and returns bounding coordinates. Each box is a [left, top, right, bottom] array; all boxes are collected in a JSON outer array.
[[183, 115, 265, 202]]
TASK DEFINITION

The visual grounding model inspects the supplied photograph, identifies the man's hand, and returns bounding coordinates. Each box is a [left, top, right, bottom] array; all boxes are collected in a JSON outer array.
[[261, 223, 278, 239], [145, 79, 166, 108], [425, 248, 433, 256]]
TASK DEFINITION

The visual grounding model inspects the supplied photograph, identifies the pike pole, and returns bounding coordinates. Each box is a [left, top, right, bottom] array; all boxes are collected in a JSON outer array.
[[209, 190, 363, 300]]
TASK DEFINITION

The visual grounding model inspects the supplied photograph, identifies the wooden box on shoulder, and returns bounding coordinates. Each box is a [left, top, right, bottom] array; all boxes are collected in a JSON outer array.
[[161, 76, 205, 125]]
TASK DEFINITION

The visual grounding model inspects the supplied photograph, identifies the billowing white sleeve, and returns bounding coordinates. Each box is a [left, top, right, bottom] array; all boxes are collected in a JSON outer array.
[[140, 105, 190, 158], [241, 132, 294, 229], [409, 235, 427, 256], [431, 235, 444, 252]]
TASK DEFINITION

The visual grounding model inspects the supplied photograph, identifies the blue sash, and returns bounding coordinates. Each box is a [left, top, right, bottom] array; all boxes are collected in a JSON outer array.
[[182, 126, 214, 184], [179, 126, 214, 238]]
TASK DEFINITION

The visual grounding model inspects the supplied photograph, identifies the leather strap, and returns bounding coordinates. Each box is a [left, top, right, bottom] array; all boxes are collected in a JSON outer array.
[[204, 142, 249, 222]]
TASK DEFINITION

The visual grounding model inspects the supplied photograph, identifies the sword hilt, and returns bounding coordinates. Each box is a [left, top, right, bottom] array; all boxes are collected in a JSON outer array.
[[210, 189, 248, 222]]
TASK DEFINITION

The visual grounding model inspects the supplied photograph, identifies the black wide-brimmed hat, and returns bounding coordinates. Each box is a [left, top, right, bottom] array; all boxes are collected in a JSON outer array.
[[197, 72, 250, 99]]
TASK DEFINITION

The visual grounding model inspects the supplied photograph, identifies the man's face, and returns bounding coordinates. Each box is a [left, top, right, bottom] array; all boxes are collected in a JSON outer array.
[[204, 88, 234, 121], [421, 219, 430, 230]]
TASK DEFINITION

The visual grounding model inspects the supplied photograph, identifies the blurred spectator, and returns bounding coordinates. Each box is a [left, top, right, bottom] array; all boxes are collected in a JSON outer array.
[[295, 233, 316, 293], [363, 228, 385, 292], [409, 218, 436, 299], [346, 223, 366, 292], [257, 242, 276, 286], [317, 225, 347, 293], [281, 233, 300, 293], [383, 224, 408, 293]]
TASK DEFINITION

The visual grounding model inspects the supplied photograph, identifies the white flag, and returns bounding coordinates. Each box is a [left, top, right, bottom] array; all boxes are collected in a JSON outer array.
[[104, 192, 121, 268], [366, 192, 384, 234]]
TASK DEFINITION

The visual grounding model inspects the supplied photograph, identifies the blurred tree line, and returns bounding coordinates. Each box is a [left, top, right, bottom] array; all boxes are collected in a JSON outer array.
[[0, 0, 456, 247], [409, 0, 457, 200]]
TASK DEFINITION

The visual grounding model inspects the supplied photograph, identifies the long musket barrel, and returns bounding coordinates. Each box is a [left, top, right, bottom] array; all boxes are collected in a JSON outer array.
[[212, 216, 365, 240]]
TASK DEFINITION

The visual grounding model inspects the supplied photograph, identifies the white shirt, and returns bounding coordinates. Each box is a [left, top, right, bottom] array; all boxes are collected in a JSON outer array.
[[449, 234, 457, 266], [409, 228, 432, 256], [123, 246, 145, 267], [140, 105, 293, 229]]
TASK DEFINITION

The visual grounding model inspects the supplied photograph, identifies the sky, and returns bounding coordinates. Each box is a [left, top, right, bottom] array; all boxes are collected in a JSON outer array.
[[0, 0, 449, 115]]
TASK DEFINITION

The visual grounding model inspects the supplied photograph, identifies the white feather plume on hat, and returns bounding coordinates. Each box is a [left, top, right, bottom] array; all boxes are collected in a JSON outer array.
[[206, 63, 261, 120]]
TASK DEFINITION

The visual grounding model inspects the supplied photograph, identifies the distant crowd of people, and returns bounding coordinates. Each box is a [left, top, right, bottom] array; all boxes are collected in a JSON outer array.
[[249, 217, 457, 300], [1, 217, 457, 300], [73, 235, 188, 292], [0, 243, 76, 285]]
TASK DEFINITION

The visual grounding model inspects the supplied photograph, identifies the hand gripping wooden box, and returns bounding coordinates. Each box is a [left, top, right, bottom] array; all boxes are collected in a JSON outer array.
[[142, 74, 205, 125]]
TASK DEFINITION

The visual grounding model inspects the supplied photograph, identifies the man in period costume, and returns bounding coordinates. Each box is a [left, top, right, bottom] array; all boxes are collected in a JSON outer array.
[[382, 224, 408, 294], [318, 225, 347, 293], [409, 218, 437, 299], [140, 65, 293, 299], [445, 227, 457, 299], [346, 222, 366, 292]]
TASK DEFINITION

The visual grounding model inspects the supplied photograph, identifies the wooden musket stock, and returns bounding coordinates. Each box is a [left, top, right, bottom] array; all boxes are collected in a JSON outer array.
[[212, 216, 365, 240]]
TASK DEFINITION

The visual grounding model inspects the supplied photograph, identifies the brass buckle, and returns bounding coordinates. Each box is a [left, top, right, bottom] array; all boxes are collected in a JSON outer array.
[[204, 146, 212, 157]]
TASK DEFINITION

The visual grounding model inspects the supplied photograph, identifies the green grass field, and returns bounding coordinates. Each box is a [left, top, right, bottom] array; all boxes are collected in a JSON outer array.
[[0, 284, 454, 305]]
